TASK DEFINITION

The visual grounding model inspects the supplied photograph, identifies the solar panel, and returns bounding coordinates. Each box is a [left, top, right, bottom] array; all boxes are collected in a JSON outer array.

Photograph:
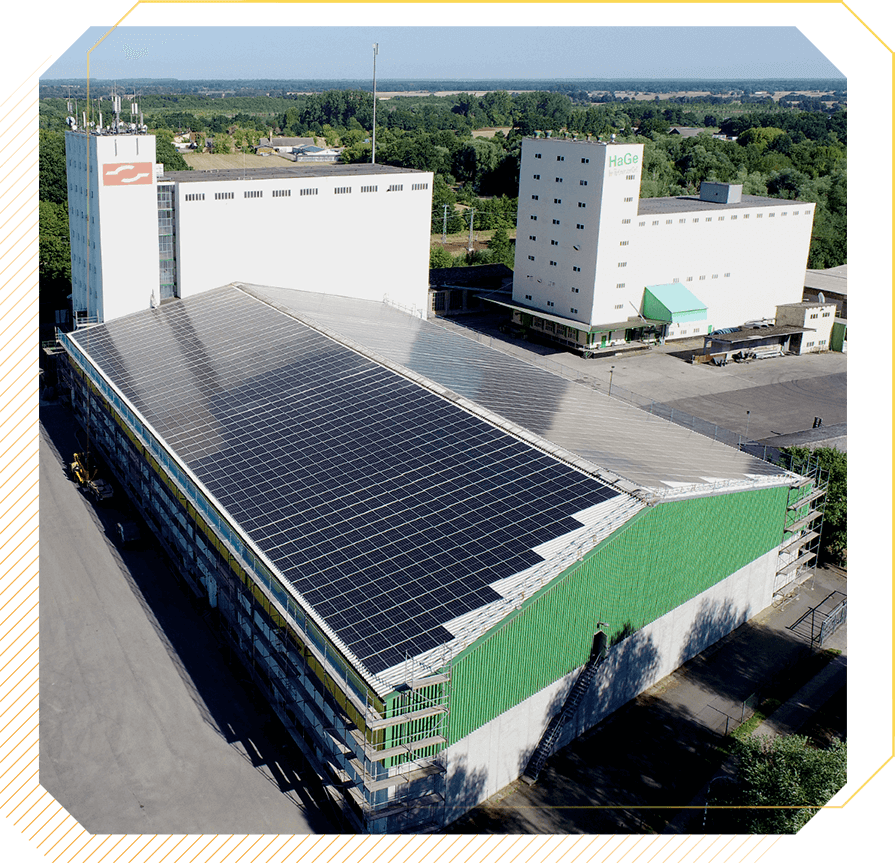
[[74, 287, 621, 674]]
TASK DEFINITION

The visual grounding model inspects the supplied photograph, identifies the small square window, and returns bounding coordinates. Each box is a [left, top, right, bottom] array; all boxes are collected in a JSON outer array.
[[576, 224, 584, 230], [554, 199, 562, 204], [528, 255, 535, 260], [553, 219, 560, 225], [533, 174, 540, 179], [532, 194, 539, 200]]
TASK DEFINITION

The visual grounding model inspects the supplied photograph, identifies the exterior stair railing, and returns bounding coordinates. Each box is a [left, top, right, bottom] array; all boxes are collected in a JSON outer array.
[[522, 630, 608, 784]]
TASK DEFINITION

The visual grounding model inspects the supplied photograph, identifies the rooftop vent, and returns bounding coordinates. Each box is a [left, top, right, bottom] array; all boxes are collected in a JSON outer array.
[[699, 182, 742, 204]]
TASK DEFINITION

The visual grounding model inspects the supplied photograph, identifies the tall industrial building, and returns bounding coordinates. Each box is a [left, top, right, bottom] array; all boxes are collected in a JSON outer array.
[[58, 283, 822, 832], [64, 131, 433, 323], [510, 138, 816, 350]]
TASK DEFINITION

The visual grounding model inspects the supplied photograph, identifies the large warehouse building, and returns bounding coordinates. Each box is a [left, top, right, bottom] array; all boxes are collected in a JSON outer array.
[[64, 131, 433, 323], [509, 138, 816, 351], [58, 282, 823, 832]]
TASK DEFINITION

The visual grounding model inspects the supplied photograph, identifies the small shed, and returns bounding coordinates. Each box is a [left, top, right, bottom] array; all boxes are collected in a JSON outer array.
[[775, 300, 837, 353], [700, 325, 812, 364]]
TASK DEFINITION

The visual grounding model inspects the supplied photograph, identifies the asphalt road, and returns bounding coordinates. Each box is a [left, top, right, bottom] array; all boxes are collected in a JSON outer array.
[[39, 402, 333, 834]]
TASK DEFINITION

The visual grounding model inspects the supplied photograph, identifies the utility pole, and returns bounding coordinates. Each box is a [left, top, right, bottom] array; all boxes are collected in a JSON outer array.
[[442, 204, 449, 245], [466, 208, 476, 253], [371, 43, 378, 164]]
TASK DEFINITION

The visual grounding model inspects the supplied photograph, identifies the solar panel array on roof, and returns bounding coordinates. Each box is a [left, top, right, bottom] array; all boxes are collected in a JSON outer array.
[[72, 287, 621, 674], [244, 284, 790, 489]]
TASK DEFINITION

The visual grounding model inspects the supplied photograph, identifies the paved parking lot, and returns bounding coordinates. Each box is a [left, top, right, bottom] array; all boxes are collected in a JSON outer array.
[[40, 402, 334, 834]]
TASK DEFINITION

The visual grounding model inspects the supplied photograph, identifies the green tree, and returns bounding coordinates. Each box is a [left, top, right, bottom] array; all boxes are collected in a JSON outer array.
[[486, 225, 514, 268], [155, 137, 191, 172], [212, 133, 233, 155], [429, 245, 453, 269], [736, 126, 788, 151], [713, 735, 846, 833], [39, 130, 68, 204], [39, 201, 71, 284], [781, 446, 846, 564]]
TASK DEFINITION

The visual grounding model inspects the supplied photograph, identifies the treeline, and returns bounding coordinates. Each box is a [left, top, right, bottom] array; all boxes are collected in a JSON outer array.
[[40, 83, 847, 134], [40, 77, 846, 98]]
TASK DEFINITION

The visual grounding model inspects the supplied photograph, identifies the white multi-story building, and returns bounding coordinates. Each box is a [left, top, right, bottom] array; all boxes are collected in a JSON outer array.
[[511, 138, 816, 350], [65, 131, 160, 323], [65, 131, 434, 323]]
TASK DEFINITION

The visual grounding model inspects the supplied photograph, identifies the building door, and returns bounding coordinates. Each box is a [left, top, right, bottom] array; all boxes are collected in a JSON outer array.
[[591, 630, 607, 661]]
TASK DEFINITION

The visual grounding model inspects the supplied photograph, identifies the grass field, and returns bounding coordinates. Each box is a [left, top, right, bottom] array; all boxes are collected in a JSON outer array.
[[182, 152, 295, 170]]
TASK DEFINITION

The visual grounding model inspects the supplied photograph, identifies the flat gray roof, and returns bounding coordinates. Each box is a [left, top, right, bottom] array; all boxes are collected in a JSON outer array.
[[708, 325, 811, 343], [638, 194, 809, 215], [804, 265, 848, 295], [479, 292, 665, 333], [161, 163, 423, 184]]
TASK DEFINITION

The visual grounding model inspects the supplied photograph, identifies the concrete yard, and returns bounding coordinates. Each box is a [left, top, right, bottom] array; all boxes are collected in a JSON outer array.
[[39, 402, 334, 834]]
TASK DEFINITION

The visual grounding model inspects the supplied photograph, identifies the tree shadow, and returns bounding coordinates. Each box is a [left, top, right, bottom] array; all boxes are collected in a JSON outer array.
[[671, 597, 811, 732], [436, 754, 497, 832], [677, 597, 749, 667]]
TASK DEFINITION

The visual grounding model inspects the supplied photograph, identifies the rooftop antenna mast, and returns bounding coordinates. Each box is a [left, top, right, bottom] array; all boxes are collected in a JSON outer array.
[[371, 42, 378, 164], [127, 87, 141, 130]]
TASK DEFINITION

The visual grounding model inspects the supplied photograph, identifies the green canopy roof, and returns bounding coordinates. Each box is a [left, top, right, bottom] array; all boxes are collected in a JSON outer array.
[[642, 284, 708, 323]]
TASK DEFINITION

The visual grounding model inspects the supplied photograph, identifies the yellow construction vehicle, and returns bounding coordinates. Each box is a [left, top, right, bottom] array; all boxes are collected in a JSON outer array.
[[69, 451, 114, 502]]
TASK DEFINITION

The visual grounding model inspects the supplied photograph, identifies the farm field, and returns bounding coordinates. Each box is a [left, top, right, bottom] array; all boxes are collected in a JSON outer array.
[[182, 152, 295, 170]]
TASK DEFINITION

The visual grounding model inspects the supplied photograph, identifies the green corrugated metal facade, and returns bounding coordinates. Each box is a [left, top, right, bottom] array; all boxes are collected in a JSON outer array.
[[447, 485, 789, 744]]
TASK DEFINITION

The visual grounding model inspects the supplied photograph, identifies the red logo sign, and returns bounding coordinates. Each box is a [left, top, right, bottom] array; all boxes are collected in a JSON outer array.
[[102, 162, 153, 186]]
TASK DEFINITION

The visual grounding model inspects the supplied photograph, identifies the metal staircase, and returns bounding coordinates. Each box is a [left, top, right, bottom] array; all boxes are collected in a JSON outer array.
[[522, 631, 608, 784]]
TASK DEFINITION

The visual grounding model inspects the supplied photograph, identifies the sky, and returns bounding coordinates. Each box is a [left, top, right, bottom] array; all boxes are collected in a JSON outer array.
[[41, 26, 845, 81]]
